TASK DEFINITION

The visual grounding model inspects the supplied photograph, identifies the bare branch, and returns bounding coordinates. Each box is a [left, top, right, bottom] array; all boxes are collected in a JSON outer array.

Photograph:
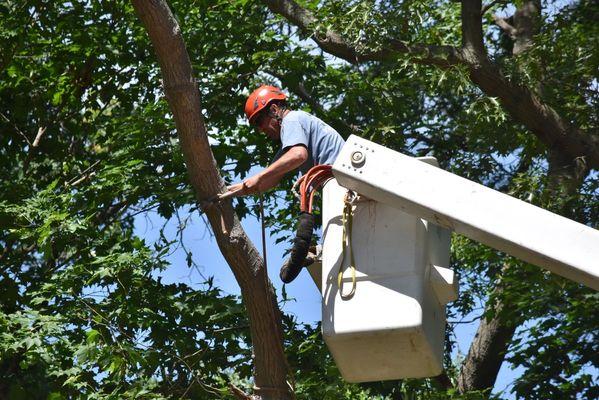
[[23, 125, 48, 174], [65, 160, 102, 187], [492, 15, 517, 38], [229, 384, 253, 400], [0, 111, 32, 146], [448, 314, 483, 324], [31, 126, 46, 148], [67, 172, 95, 187]]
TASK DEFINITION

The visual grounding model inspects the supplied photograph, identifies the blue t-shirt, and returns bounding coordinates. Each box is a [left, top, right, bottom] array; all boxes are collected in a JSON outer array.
[[274, 110, 345, 174]]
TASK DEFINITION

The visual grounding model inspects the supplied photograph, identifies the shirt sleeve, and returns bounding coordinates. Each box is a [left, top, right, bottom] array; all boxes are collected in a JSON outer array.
[[280, 118, 308, 151], [271, 147, 284, 164]]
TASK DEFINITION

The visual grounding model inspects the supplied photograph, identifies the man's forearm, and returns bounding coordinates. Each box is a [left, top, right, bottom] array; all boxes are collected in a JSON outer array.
[[226, 146, 308, 196], [254, 146, 308, 192]]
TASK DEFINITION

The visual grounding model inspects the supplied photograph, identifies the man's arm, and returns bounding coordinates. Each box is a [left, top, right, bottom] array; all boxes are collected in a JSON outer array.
[[228, 145, 308, 196]]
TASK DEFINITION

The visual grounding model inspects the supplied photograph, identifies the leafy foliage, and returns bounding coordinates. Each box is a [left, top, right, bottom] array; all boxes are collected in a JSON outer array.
[[0, 0, 597, 399]]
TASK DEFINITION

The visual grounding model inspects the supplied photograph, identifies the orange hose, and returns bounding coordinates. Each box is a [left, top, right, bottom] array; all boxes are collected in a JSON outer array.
[[308, 177, 332, 212], [296, 165, 333, 213]]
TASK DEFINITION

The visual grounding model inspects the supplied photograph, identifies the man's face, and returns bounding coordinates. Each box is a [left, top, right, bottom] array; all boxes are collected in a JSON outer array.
[[254, 105, 281, 141]]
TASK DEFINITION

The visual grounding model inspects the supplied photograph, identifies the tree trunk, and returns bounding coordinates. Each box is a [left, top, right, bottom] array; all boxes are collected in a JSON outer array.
[[130, 1, 292, 398], [457, 282, 520, 394]]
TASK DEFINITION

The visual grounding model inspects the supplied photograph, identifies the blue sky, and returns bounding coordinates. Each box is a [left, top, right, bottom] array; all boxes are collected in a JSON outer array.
[[135, 203, 522, 397]]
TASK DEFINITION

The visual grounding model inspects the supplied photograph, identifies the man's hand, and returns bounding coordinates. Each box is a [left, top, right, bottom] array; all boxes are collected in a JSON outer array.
[[225, 181, 247, 197], [224, 145, 307, 198], [226, 174, 262, 197], [240, 174, 261, 194]]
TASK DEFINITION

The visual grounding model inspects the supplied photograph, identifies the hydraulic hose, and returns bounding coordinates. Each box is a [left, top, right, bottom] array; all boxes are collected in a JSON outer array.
[[279, 212, 315, 283], [280, 164, 332, 284]]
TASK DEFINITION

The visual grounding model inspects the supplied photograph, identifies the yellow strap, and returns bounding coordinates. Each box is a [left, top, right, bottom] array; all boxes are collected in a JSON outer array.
[[338, 191, 357, 299]]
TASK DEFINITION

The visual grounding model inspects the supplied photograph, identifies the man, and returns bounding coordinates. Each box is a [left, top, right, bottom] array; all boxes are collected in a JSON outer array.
[[227, 85, 345, 196], [224, 85, 345, 283]]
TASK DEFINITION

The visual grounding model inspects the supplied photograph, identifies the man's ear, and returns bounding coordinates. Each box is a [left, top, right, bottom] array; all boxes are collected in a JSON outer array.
[[269, 103, 284, 121]]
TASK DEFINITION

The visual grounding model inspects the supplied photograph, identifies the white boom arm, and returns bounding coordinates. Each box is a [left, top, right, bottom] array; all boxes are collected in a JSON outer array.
[[332, 135, 599, 291]]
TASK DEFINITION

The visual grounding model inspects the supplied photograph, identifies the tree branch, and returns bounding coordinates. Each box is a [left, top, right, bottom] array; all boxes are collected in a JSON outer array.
[[461, 0, 486, 56], [229, 384, 253, 400], [261, 0, 462, 67], [130, 1, 292, 398], [268, 70, 362, 137], [261, 0, 599, 170], [31, 126, 47, 148], [492, 15, 517, 38], [511, 0, 541, 55], [457, 281, 521, 393], [0, 111, 32, 146]]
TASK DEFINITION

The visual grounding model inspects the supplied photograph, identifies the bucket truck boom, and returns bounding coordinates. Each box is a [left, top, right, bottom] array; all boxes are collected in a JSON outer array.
[[331, 135, 599, 290]]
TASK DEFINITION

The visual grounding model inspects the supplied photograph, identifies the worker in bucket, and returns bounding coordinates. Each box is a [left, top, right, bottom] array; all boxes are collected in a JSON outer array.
[[225, 85, 345, 283], [227, 85, 344, 195]]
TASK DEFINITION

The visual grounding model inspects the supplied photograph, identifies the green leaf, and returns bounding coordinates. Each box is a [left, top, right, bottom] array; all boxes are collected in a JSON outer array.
[[86, 329, 101, 344]]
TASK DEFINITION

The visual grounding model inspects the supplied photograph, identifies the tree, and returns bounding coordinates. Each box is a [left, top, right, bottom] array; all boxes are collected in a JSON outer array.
[[0, 0, 596, 399]]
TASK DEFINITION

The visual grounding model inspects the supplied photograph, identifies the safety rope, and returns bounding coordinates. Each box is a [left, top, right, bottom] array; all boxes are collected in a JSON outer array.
[[259, 192, 267, 272], [338, 190, 357, 299]]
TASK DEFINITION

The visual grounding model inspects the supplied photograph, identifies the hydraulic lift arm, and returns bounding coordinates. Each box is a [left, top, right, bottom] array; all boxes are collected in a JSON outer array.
[[332, 135, 599, 291]]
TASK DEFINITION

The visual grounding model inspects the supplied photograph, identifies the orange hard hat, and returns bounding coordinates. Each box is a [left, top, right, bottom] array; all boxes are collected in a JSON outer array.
[[244, 85, 287, 124]]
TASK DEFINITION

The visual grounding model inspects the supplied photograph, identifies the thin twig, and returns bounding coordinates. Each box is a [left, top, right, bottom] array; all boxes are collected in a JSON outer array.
[[68, 172, 96, 187], [0, 111, 31, 146], [66, 160, 102, 186], [31, 126, 46, 147], [125, 203, 160, 219], [448, 315, 483, 325], [212, 325, 249, 334]]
